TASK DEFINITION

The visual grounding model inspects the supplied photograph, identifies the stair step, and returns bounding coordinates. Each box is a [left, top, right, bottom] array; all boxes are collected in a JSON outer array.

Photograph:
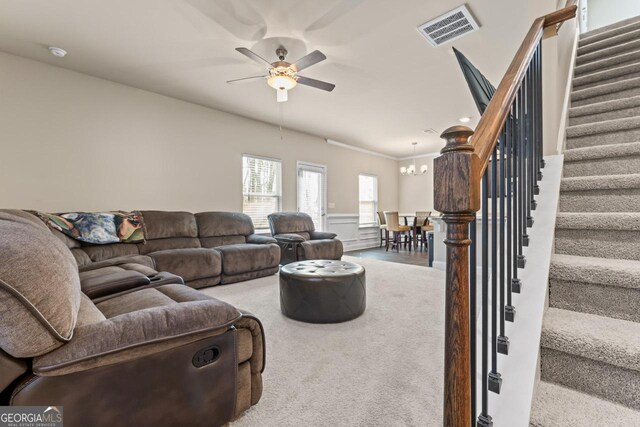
[[571, 76, 640, 108], [576, 39, 640, 67], [563, 142, 640, 177], [559, 174, 640, 212], [580, 14, 640, 40], [566, 116, 640, 149], [549, 254, 640, 322], [578, 28, 640, 58], [555, 212, 640, 261], [540, 308, 640, 410], [569, 95, 640, 126], [575, 49, 640, 77], [530, 381, 640, 426], [579, 19, 640, 49], [573, 61, 640, 90]]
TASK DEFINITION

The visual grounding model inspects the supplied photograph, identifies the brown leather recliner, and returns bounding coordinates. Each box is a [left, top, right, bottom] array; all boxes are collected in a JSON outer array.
[[0, 211, 265, 427], [268, 212, 343, 264]]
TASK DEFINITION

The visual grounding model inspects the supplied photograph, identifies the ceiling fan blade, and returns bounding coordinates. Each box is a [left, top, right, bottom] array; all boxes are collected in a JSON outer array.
[[226, 75, 268, 84], [293, 50, 326, 72], [296, 76, 335, 92], [235, 47, 272, 69]]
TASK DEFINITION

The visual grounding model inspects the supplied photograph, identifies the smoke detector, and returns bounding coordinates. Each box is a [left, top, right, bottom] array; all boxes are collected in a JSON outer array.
[[48, 47, 67, 58], [417, 5, 480, 47]]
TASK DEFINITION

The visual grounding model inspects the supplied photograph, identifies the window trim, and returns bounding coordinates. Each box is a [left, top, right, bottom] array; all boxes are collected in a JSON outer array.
[[358, 173, 378, 227], [242, 154, 283, 232]]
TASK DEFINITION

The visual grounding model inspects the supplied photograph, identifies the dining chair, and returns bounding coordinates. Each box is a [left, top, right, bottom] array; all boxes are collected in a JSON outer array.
[[416, 211, 434, 252], [377, 211, 387, 248], [383, 211, 411, 252]]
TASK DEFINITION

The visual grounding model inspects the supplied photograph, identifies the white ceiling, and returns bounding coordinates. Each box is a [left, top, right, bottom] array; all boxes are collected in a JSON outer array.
[[0, 0, 553, 157]]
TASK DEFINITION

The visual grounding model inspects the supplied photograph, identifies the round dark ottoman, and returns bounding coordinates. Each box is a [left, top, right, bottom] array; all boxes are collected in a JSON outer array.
[[279, 260, 366, 323]]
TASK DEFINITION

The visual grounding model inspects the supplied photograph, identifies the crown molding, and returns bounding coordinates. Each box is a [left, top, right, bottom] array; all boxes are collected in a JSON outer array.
[[325, 138, 440, 161], [325, 139, 398, 160], [397, 151, 441, 161]]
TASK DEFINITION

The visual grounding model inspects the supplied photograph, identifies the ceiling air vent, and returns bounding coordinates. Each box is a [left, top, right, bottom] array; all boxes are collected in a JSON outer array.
[[417, 5, 480, 47]]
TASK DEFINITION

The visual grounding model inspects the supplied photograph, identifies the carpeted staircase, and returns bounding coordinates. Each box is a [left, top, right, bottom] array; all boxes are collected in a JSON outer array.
[[530, 16, 640, 426]]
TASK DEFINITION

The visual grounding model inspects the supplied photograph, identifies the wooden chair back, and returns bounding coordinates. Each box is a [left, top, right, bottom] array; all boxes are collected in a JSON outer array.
[[383, 211, 401, 232]]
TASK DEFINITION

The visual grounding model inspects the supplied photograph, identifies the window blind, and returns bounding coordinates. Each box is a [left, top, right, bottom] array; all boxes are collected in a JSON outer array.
[[359, 174, 378, 225], [242, 155, 282, 230]]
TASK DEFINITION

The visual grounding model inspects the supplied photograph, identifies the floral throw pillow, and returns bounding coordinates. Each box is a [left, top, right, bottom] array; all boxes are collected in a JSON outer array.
[[35, 211, 145, 245]]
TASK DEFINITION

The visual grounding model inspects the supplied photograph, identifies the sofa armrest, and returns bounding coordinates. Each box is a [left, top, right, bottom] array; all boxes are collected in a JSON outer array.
[[246, 234, 277, 245], [309, 231, 337, 240], [80, 270, 151, 300], [274, 233, 306, 243], [33, 285, 241, 376]]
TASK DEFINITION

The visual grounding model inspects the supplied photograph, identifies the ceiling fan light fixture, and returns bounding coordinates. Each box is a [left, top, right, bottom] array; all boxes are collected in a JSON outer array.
[[268, 75, 297, 91]]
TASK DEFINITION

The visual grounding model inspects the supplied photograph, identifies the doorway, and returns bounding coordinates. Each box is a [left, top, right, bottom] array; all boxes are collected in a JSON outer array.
[[296, 161, 327, 231]]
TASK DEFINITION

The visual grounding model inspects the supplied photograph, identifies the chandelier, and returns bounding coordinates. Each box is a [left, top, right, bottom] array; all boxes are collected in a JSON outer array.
[[400, 142, 428, 176]]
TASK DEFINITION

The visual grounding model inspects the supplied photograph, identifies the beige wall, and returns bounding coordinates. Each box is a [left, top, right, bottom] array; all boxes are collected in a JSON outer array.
[[588, 0, 640, 30], [397, 156, 436, 214], [0, 52, 398, 216]]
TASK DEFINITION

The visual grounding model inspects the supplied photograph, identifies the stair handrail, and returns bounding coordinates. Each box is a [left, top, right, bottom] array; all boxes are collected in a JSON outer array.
[[473, 0, 578, 176], [433, 1, 578, 426]]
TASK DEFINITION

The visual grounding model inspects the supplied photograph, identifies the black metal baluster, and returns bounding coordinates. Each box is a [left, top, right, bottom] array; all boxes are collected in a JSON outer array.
[[529, 65, 538, 212], [514, 88, 524, 286], [506, 104, 517, 316], [488, 147, 502, 394], [526, 68, 536, 223], [470, 216, 477, 426], [520, 82, 530, 250], [534, 46, 543, 190], [498, 125, 509, 354], [477, 173, 492, 427], [537, 44, 545, 173]]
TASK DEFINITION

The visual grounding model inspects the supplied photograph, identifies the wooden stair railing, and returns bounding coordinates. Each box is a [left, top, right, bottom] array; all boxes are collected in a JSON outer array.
[[433, 2, 577, 426]]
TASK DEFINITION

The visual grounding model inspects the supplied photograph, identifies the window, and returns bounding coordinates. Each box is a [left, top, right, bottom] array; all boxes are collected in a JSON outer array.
[[242, 155, 282, 230], [359, 174, 378, 226]]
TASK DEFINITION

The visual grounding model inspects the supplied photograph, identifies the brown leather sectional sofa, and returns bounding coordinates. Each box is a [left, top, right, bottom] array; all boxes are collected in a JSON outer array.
[[0, 210, 267, 426], [62, 210, 281, 288]]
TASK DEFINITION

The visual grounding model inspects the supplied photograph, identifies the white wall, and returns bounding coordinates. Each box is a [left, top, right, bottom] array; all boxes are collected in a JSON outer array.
[[0, 52, 398, 216], [588, 0, 640, 30], [397, 156, 436, 214]]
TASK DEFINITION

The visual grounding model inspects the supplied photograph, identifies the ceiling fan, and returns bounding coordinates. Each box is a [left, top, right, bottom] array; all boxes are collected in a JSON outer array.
[[227, 47, 336, 102]]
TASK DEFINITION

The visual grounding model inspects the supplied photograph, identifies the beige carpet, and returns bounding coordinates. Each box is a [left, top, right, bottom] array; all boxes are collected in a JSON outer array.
[[203, 256, 445, 427]]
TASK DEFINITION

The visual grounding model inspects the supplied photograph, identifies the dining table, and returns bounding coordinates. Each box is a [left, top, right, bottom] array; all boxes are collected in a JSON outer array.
[[399, 213, 439, 254]]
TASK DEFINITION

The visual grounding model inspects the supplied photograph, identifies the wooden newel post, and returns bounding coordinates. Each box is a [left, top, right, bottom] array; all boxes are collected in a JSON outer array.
[[433, 125, 479, 427]]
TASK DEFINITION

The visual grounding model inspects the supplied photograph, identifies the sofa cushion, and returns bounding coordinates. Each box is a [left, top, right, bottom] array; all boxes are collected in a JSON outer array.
[[33, 284, 241, 376], [299, 239, 344, 260], [196, 212, 254, 238], [137, 237, 201, 255], [200, 235, 246, 248], [81, 243, 140, 262], [78, 255, 155, 272], [71, 248, 92, 267], [217, 244, 280, 275], [148, 248, 221, 282], [140, 211, 198, 239], [268, 212, 315, 235], [0, 212, 81, 358]]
